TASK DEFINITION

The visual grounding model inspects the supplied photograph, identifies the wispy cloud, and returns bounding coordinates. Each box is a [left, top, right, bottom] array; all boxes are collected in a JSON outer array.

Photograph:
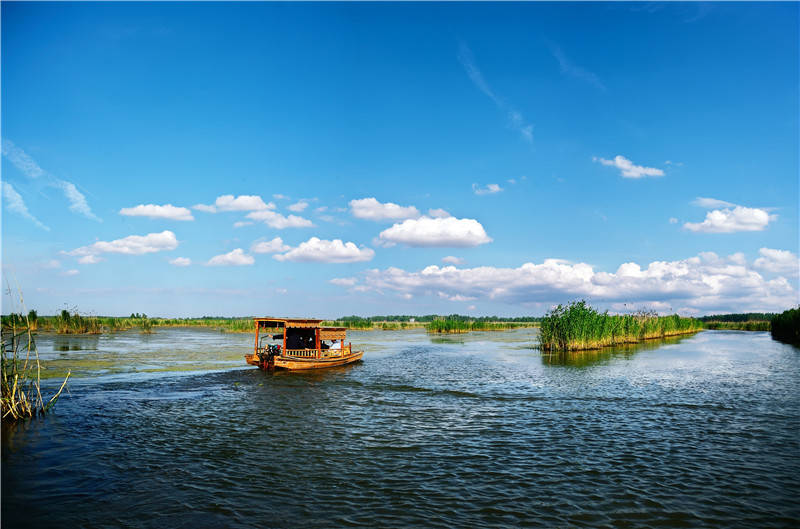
[[458, 42, 534, 144], [2, 139, 101, 221], [593, 155, 665, 179], [473, 183, 503, 196], [548, 42, 606, 90], [2, 182, 50, 231]]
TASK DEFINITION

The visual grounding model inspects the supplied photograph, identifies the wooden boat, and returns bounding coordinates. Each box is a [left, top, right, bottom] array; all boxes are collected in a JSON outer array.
[[244, 317, 363, 371]]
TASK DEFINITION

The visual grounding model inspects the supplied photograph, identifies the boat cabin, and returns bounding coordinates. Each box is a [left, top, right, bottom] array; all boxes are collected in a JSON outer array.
[[253, 317, 352, 358]]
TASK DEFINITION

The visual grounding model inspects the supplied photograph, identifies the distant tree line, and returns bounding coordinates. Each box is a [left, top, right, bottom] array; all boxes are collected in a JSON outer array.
[[334, 314, 542, 323], [698, 313, 776, 322]]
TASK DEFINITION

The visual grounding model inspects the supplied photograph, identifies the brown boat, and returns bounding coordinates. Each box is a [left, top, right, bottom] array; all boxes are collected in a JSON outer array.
[[245, 317, 363, 371]]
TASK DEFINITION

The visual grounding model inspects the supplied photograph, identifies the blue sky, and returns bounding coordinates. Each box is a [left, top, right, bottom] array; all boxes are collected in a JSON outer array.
[[2, 2, 798, 318]]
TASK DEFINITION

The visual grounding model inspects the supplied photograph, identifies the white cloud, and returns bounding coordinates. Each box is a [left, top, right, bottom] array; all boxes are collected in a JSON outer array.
[[61, 269, 80, 277], [246, 209, 313, 229], [78, 255, 103, 264], [119, 204, 194, 221], [361, 251, 799, 314], [2, 139, 46, 179], [473, 183, 502, 195], [593, 155, 664, 179], [349, 197, 420, 221], [288, 201, 309, 212], [233, 221, 254, 228], [68, 230, 179, 258], [329, 277, 358, 286], [692, 197, 736, 209], [169, 257, 192, 267], [315, 206, 328, 213], [273, 194, 289, 200], [458, 42, 534, 144], [2, 140, 100, 221], [684, 206, 775, 233], [669, 217, 679, 224], [42, 259, 61, 269], [207, 248, 254, 266], [442, 256, 465, 265], [274, 237, 375, 263], [56, 180, 101, 221], [251, 237, 290, 254], [379, 216, 492, 248], [754, 248, 799, 276], [2, 182, 49, 230], [428, 208, 451, 218], [193, 195, 273, 213]]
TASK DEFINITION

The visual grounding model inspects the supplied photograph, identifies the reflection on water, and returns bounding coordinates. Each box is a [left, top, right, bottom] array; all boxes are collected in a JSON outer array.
[[541, 334, 689, 367], [3, 328, 799, 528], [53, 334, 100, 352]]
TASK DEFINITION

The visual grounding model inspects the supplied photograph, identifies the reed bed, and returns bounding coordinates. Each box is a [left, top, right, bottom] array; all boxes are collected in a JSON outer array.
[[426, 319, 536, 333], [704, 321, 771, 331], [2, 313, 70, 422], [538, 301, 703, 352], [770, 307, 800, 345]]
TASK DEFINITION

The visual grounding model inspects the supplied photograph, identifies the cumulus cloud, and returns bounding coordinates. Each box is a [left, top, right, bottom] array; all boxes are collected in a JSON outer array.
[[754, 248, 799, 276], [68, 230, 178, 259], [274, 237, 375, 263], [2, 140, 101, 221], [119, 204, 194, 221], [193, 195, 273, 213], [246, 209, 313, 229], [378, 216, 492, 248], [2, 182, 49, 230], [473, 183, 502, 195], [329, 277, 358, 286], [359, 251, 798, 314], [684, 204, 775, 233], [207, 248, 254, 266], [458, 42, 534, 144], [593, 155, 665, 179], [349, 197, 420, 221], [78, 255, 103, 264], [442, 256, 465, 265], [251, 237, 290, 254], [169, 257, 192, 267], [288, 201, 309, 212]]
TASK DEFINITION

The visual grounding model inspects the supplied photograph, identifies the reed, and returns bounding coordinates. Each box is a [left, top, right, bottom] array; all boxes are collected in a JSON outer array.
[[2, 307, 70, 422], [770, 307, 800, 345], [704, 321, 770, 331], [538, 300, 703, 352], [426, 319, 534, 333]]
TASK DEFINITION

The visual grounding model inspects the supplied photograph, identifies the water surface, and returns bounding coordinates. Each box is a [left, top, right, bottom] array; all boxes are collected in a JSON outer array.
[[3, 328, 799, 528]]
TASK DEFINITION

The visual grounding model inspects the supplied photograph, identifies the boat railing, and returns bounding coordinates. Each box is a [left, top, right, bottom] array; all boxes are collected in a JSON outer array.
[[284, 345, 352, 358]]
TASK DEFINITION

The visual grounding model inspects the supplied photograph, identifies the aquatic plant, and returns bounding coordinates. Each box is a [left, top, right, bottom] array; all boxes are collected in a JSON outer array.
[[770, 307, 800, 345], [2, 303, 70, 422], [538, 300, 703, 352], [426, 319, 534, 333], [704, 321, 770, 331]]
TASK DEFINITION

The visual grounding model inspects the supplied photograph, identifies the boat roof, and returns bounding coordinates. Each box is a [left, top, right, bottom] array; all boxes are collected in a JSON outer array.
[[254, 317, 338, 329]]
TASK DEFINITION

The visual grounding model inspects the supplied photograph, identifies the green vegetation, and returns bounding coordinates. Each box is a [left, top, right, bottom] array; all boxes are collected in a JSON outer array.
[[698, 312, 776, 322], [426, 319, 535, 333], [704, 321, 770, 331], [770, 307, 800, 345], [2, 311, 69, 422], [538, 300, 704, 352]]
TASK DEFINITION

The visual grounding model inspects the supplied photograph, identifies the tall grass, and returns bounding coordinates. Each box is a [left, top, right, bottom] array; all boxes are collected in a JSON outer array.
[[538, 300, 703, 352], [426, 319, 535, 333], [2, 306, 70, 422], [704, 321, 770, 331], [770, 307, 800, 345]]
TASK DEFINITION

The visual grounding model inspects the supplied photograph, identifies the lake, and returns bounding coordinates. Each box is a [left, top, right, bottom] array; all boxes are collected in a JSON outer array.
[[2, 328, 799, 528]]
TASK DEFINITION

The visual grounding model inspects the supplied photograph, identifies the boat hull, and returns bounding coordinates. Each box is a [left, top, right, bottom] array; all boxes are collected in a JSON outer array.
[[245, 351, 363, 370]]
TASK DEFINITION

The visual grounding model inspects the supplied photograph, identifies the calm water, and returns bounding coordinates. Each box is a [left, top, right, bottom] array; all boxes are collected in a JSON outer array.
[[2, 328, 799, 528]]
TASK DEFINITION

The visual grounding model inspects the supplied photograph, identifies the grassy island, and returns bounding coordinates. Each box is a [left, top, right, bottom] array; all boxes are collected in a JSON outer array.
[[538, 301, 703, 352]]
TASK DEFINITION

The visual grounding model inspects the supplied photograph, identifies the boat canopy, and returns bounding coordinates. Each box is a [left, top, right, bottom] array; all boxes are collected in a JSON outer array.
[[254, 318, 322, 329]]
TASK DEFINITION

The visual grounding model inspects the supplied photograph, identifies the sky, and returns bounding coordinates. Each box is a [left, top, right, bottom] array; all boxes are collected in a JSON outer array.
[[2, 2, 798, 318]]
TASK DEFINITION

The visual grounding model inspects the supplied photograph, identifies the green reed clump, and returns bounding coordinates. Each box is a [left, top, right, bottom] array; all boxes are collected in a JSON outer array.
[[426, 319, 533, 333], [538, 300, 703, 352], [770, 307, 800, 345], [704, 321, 771, 331], [2, 309, 70, 422]]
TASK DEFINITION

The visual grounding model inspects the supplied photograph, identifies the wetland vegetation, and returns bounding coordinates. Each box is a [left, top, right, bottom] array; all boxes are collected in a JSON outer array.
[[770, 307, 800, 345]]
